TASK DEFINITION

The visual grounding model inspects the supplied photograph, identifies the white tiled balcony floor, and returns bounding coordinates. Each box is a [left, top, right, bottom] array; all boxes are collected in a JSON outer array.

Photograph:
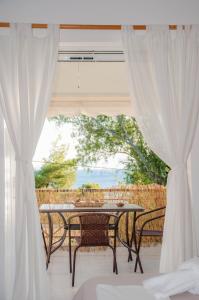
[[48, 245, 161, 300]]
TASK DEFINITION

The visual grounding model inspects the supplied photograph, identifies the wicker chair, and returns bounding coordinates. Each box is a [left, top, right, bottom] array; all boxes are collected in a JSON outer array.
[[68, 213, 119, 286], [134, 206, 166, 272]]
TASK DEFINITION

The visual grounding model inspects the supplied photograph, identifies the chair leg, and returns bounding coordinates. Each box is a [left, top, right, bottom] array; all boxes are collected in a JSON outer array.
[[135, 252, 143, 273], [135, 254, 143, 273], [113, 249, 118, 274], [109, 245, 118, 275], [72, 246, 80, 287], [113, 232, 117, 273], [134, 234, 143, 273], [69, 227, 72, 273]]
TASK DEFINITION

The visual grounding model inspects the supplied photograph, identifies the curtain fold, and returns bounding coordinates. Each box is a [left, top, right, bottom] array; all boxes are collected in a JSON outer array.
[[0, 24, 59, 300], [0, 109, 5, 300], [122, 25, 199, 272]]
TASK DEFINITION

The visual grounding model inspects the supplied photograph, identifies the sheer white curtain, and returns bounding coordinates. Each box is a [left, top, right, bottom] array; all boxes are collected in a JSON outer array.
[[122, 25, 199, 272], [0, 24, 59, 300]]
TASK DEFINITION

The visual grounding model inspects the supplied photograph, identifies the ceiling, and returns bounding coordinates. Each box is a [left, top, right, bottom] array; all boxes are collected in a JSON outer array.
[[53, 61, 128, 94], [1, 0, 198, 117], [0, 0, 199, 24], [49, 60, 132, 116]]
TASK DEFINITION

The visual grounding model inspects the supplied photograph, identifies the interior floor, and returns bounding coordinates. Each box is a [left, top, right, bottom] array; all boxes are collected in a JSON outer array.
[[48, 245, 161, 300]]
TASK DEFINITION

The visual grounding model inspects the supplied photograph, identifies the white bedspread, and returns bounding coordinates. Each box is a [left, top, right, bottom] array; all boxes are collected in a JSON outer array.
[[72, 274, 199, 300], [96, 284, 170, 300], [143, 257, 199, 299]]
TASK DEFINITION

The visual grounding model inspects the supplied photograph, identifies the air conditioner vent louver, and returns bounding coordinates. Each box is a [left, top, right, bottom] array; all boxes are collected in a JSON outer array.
[[83, 57, 94, 60], [70, 57, 83, 60], [69, 56, 94, 61], [58, 50, 124, 62]]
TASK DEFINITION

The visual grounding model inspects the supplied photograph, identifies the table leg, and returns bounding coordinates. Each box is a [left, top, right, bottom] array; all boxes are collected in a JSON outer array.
[[69, 223, 72, 273], [46, 212, 53, 269], [116, 211, 141, 268], [127, 211, 137, 263], [50, 213, 68, 254], [41, 224, 48, 257], [41, 212, 67, 269], [129, 211, 136, 250], [125, 212, 133, 261]]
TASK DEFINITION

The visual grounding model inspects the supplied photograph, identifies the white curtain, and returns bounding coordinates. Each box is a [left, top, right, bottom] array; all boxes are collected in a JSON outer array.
[[122, 25, 199, 272], [0, 24, 59, 300]]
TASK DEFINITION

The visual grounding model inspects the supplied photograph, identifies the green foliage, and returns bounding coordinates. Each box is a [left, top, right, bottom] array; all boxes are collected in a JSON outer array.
[[80, 182, 101, 189], [51, 115, 170, 186], [35, 138, 77, 189]]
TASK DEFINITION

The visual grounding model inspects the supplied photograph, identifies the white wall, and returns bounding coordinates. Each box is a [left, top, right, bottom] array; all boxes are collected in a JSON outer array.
[[0, 0, 199, 25]]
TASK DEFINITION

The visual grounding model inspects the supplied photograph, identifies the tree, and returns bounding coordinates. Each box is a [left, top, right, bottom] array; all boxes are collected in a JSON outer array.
[[35, 139, 77, 188], [51, 115, 170, 185], [80, 183, 101, 189]]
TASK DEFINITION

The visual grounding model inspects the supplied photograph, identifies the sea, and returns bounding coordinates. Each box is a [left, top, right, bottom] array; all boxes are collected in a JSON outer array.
[[73, 168, 125, 188]]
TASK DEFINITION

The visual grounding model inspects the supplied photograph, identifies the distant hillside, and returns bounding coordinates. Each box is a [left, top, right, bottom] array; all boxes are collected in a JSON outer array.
[[73, 168, 125, 188]]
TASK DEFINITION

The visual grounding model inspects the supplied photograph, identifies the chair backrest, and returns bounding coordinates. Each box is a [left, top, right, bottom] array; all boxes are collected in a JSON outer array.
[[79, 213, 111, 247], [135, 206, 166, 233]]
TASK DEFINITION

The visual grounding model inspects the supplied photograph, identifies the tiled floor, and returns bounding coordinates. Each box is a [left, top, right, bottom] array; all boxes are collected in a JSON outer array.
[[48, 245, 161, 300]]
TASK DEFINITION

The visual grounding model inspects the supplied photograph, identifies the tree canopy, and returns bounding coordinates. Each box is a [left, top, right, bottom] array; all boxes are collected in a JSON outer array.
[[80, 182, 101, 189], [35, 138, 77, 188], [51, 115, 170, 185]]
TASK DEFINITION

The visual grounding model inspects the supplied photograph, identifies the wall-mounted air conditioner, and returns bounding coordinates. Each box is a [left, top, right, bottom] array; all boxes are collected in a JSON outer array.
[[58, 50, 124, 62]]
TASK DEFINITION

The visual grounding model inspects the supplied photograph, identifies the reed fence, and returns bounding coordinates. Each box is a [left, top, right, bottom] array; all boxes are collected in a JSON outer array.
[[37, 184, 166, 249]]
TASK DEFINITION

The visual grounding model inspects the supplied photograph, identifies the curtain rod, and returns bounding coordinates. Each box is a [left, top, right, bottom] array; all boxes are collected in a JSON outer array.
[[0, 23, 179, 30]]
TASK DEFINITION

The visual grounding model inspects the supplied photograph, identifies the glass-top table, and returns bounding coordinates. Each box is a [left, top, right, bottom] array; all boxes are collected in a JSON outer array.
[[39, 202, 144, 272], [39, 203, 144, 213]]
